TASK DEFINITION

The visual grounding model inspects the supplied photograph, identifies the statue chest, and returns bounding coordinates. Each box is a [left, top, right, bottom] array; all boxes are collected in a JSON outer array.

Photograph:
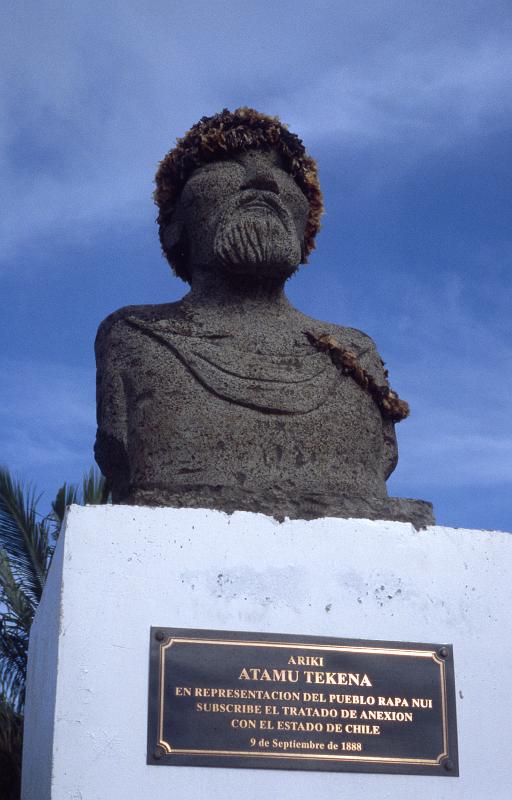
[[121, 322, 386, 496]]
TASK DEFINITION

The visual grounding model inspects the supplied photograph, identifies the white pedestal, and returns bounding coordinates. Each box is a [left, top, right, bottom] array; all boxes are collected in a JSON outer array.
[[22, 505, 511, 799]]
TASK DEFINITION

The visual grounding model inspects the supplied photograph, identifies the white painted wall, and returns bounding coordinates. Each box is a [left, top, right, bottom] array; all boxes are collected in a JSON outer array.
[[22, 506, 511, 799]]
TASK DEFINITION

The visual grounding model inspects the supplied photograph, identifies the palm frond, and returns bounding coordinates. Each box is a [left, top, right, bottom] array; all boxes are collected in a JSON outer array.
[[51, 468, 108, 531], [0, 550, 35, 631], [51, 483, 80, 527], [0, 616, 27, 714], [0, 466, 109, 728], [0, 693, 23, 800], [82, 467, 109, 505], [0, 692, 23, 755], [0, 468, 51, 604]]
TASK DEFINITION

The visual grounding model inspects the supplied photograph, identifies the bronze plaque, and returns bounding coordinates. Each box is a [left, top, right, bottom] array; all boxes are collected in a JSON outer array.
[[147, 627, 458, 776]]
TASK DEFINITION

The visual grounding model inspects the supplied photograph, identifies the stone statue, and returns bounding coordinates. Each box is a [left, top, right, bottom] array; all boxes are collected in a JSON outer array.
[[95, 108, 433, 527]]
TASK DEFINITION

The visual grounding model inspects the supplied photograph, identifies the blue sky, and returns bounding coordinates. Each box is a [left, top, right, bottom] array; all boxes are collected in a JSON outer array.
[[1, 1, 511, 530]]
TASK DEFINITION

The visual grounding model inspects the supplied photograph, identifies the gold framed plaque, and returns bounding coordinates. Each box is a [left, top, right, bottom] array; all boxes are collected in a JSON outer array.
[[147, 627, 458, 776]]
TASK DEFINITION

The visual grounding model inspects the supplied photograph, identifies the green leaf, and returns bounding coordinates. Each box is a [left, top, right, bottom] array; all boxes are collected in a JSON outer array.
[[51, 483, 80, 526], [82, 466, 109, 505], [0, 693, 23, 799], [0, 550, 35, 629], [0, 465, 109, 730], [0, 468, 51, 604]]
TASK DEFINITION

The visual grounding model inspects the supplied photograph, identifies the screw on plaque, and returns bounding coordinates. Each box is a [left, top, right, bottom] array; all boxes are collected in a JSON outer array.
[[155, 630, 165, 642], [438, 646, 449, 659], [443, 758, 454, 772], [153, 747, 163, 760]]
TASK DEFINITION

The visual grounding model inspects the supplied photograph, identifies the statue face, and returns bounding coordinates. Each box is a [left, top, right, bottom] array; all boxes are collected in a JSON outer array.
[[167, 149, 310, 280]]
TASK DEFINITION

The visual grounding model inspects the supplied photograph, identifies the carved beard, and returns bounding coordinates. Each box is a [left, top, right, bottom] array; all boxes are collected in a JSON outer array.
[[214, 208, 301, 276]]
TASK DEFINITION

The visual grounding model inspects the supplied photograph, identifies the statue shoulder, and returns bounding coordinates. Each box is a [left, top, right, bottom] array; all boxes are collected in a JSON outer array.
[[95, 302, 184, 350], [297, 311, 380, 354], [299, 314, 386, 379], [329, 324, 386, 377], [321, 322, 378, 352]]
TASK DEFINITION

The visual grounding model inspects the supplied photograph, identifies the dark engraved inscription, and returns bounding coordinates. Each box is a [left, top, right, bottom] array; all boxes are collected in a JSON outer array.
[[147, 628, 458, 776]]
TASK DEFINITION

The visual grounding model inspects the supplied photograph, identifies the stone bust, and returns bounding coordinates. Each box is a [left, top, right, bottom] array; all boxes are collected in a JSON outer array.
[[95, 108, 433, 527]]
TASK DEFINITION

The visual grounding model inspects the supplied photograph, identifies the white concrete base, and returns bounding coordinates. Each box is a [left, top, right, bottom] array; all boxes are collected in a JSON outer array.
[[22, 505, 511, 799]]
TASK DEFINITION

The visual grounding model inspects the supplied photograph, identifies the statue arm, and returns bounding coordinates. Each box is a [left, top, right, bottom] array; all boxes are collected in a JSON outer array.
[[94, 319, 129, 499], [352, 331, 399, 480], [382, 419, 398, 479]]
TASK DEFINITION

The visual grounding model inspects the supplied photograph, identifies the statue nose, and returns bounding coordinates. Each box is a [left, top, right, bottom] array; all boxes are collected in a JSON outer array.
[[241, 166, 279, 194]]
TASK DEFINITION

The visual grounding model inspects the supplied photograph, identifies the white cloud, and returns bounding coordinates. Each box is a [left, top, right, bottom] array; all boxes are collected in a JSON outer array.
[[1, 2, 511, 267], [396, 431, 512, 488], [281, 41, 512, 146], [1, 2, 510, 527], [373, 266, 512, 493]]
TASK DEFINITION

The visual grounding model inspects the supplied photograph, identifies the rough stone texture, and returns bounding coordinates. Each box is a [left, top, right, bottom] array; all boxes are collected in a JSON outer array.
[[95, 146, 433, 526], [21, 505, 512, 799]]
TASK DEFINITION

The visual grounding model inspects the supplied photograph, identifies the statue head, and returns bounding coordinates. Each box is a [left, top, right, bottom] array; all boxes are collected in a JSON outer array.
[[154, 108, 323, 283]]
